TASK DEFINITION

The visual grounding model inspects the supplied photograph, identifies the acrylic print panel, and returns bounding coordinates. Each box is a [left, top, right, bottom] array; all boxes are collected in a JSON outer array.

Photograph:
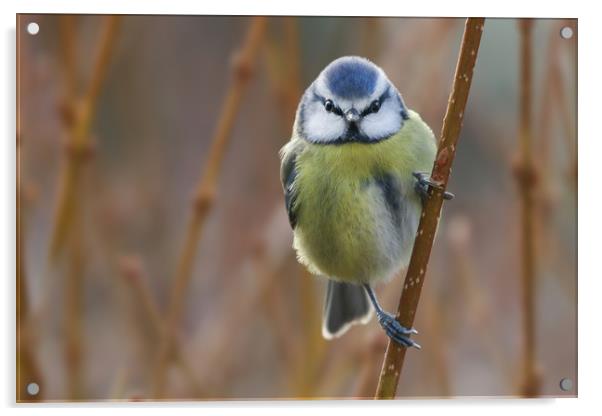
[[16, 15, 577, 402]]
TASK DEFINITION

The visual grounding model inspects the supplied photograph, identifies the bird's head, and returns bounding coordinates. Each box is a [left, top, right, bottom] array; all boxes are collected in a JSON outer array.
[[296, 56, 409, 144]]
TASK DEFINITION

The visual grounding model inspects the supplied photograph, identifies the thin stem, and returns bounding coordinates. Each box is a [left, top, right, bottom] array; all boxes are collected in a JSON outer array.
[[59, 15, 77, 102], [65, 205, 84, 399], [293, 268, 324, 397], [49, 16, 120, 260], [516, 19, 540, 398], [152, 17, 267, 397], [118, 257, 204, 396], [374, 17, 485, 399], [16, 166, 43, 401], [48, 15, 120, 400], [263, 17, 302, 131]]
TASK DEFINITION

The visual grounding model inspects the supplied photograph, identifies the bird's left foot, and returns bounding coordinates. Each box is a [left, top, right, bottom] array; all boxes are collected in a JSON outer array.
[[413, 171, 454, 203], [376, 311, 421, 349]]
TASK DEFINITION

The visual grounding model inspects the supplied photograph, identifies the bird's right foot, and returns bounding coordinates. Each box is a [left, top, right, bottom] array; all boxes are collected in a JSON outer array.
[[376, 310, 421, 349], [363, 284, 421, 349]]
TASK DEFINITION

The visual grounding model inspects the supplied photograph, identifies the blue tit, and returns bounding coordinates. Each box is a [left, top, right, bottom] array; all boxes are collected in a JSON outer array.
[[280, 56, 444, 349]]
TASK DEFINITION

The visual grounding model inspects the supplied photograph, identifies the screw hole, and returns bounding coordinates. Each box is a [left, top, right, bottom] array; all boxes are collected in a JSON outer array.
[[26, 382, 40, 396], [560, 26, 573, 40], [559, 378, 573, 391], [27, 22, 40, 35]]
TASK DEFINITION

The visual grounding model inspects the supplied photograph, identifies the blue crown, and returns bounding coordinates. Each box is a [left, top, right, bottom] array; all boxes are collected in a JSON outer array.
[[324, 57, 379, 99]]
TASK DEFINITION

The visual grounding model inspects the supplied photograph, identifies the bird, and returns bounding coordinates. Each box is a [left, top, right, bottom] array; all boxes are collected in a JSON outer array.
[[280, 56, 450, 349]]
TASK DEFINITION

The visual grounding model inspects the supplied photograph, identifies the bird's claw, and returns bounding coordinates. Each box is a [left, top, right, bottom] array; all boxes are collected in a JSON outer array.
[[377, 311, 421, 349], [413, 171, 454, 201]]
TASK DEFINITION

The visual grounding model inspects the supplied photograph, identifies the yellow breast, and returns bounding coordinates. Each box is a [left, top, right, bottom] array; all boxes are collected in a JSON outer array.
[[291, 111, 437, 283]]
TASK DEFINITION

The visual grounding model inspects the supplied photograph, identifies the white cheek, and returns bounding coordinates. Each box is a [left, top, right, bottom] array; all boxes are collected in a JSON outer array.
[[360, 102, 402, 140], [304, 105, 346, 142]]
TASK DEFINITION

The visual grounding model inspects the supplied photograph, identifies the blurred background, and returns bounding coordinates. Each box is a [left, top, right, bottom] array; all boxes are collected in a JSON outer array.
[[16, 15, 577, 401]]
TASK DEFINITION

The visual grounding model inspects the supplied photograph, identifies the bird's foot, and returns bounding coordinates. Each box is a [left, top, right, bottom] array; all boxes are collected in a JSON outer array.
[[376, 310, 421, 349], [413, 171, 454, 202]]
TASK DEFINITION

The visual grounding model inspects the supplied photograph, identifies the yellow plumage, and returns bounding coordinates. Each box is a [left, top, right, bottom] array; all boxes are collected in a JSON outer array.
[[281, 110, 437, 284]]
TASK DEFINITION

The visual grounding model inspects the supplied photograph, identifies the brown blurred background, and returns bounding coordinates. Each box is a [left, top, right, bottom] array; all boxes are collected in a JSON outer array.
[[16, 15, 577, 401]]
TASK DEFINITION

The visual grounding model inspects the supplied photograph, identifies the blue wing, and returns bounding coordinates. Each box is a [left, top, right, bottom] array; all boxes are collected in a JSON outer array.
[[281, 154, 298, 228], [280, 141, 303, 229]]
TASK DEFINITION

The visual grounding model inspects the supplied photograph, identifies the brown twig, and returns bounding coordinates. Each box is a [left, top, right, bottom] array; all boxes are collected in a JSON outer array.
[[118, 257, 204, 397], [49, 15, 120, 260], [263, 17, 302, 131], [16, 242, 43, 402], [374, 17, 485, 399], [59, 16, 77, 102], [49, 15, 120, 400], [65, 209, 85, 399], [16, 154, 43, 401], [514, 19, 540, 398], [293, 268, 325, 398], [120, 257, 164, 333], [152, 17, 267, 397]]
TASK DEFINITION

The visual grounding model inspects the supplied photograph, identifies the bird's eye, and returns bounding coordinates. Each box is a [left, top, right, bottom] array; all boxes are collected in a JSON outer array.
[[324, 99, 334, 112], [369, 100, 381, 113]]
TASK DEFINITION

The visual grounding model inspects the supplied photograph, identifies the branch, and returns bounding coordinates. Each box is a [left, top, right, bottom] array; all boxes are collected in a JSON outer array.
[[48, 15, 121, 399], [16, 169, 43, 402], [263, 17, 302, 130], [514, 19, 540, 398], [118, 257, 205, 396], [49, 16, 121, 260], [65, 208, 84, 399], [152, 16, 267, 397], [374, 17, 485, 399]]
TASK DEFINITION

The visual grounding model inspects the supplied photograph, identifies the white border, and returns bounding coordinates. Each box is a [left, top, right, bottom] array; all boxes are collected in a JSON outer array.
[[2, 1, 600, 415], [7, 0, 581, 17]]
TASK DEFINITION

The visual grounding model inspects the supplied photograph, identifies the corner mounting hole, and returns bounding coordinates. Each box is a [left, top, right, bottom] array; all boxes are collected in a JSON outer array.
[[559, 378, 573, 391], [27, 22, 40, 35], [27, 382, 40, 396], [560, 26, 573, 39]]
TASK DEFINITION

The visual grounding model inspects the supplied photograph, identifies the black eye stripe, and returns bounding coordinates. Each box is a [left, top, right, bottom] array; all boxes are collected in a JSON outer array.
[[313, 92, 345, 117], [313, 89, 391, 119], [360, 89, 390, 117], [361, 101, 380, 117]]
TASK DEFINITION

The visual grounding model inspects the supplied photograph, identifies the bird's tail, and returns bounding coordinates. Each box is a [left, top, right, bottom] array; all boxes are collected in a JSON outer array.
[[322, 280, 373, 339]]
